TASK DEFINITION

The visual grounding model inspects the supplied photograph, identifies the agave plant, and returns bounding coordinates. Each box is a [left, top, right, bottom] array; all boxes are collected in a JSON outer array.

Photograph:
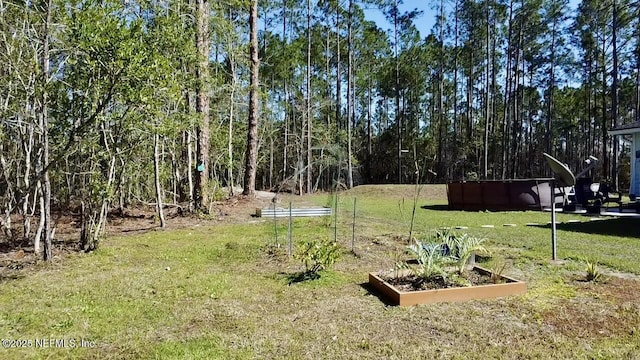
[[406, 240, 448, 280], [585, 259, 602, 282], [444, 233, 488, 275]]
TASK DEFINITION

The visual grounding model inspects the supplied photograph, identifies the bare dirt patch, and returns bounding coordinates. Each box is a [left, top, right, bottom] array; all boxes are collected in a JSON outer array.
[[573, 276, 640, 305], [0, 190, 280, 280], [541, 277, 640, 338]]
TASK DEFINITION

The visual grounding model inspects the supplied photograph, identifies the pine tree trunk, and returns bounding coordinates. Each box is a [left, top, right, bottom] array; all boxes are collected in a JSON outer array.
[[602, 33, 608, 180], [367, 66, 373, 182], [636, 58, 640, 123], [587, 61, 593, 157], [611, 0, 619, 188], [546, 20, 557, 159], [195, 0, 210, 210], [228, 57, 236, 195], [346, 0, 354, 188], [466, 52, 473, 142], [437, 0, 445, 181], [394, 2, 401, 183], [501, 0, 513, 180], [283, 1, 289, 180], [306, 0, 313, 193], [511, 27, 523, 179], [453, 0, 459, 178], [243, 0, 260, 196], [490, 15, 498, 178], [335, 4, 341, 128]]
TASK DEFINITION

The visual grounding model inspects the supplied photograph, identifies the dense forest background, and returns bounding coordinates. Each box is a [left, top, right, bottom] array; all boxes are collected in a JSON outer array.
[[2, 0, 640, 258]]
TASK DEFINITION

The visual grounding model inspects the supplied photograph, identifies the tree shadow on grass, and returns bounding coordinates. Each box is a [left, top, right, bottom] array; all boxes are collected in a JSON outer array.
[[120, 226, 156, 233], [531, 218, 640, 239], [0, 272, 26, 283], [283, 271, 320, 285]]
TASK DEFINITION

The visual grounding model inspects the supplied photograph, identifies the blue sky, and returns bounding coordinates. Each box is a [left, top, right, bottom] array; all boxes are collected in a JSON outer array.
[[362, 0, 581, 42], [363, 2, 436, 40]]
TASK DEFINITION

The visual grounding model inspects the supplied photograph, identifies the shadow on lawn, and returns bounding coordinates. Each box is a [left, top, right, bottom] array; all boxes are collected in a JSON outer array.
[[359, 282, 395, 306], [282, 271, 320, 285], [532, 218, 640, 238], [420, 204, 453, 211]]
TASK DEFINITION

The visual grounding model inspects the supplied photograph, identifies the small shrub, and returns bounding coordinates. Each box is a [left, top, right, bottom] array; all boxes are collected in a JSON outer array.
[[585, 259, 602, 282], [490, 261, 509, 284], [295, 237, 341, 277]]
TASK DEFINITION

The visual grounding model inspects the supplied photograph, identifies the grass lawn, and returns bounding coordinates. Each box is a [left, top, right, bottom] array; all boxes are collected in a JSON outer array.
[[1, 185, 639, 359]]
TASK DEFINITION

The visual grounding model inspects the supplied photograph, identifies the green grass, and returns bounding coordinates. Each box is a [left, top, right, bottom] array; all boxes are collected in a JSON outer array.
[[314, 188, 640, 274], [1, 185, 640, 359]]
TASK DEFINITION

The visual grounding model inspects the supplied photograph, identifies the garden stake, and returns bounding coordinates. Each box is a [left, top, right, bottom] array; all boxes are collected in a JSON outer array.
[[288, 202, 293, 257], [334, 191, 338, 243], [352, 197, 357, 253], [273, 202, 278, 245], [551, 179, 557, 260]]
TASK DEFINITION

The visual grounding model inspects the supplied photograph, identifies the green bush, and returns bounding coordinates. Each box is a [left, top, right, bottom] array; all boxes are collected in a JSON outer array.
[[295, 237, 341, 276]]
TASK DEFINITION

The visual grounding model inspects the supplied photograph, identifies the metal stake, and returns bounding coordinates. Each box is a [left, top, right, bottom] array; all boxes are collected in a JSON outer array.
[[288, 201, 292, 257], [551, 179, 557, 260], [273, 202, 278, 245], [352, 197, 357, 252], [334, 192, 338, 243]]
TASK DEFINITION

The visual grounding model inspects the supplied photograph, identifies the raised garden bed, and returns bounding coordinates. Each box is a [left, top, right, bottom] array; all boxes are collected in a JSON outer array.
[[369, 266, 526, 306]]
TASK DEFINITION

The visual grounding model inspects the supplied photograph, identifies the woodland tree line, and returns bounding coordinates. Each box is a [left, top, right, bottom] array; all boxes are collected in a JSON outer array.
[[1, 0, 639, 259]]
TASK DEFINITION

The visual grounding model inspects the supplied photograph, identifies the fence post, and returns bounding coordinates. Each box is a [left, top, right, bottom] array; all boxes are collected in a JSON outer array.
[[334, 192, 339, 243], [273, 202, 278, 245], [352, 197, 357, 253], [551, 180, 557, 260], [288, 201, 293, 257]]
